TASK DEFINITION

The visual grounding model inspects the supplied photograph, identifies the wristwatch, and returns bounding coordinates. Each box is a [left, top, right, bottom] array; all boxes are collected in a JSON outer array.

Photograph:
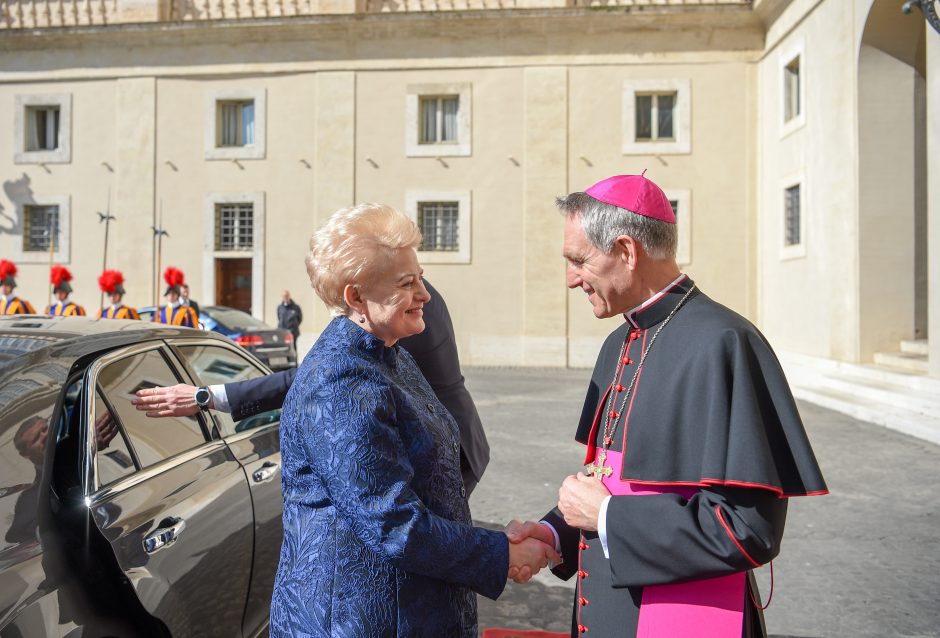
[[194, 386, 211, 411]]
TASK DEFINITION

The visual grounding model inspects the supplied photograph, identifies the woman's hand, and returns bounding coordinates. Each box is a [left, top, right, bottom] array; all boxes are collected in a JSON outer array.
[[506, 534, 561, 584]]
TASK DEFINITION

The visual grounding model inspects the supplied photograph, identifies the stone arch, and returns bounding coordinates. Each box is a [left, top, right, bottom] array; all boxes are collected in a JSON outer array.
[[856, 1, 928, 360]]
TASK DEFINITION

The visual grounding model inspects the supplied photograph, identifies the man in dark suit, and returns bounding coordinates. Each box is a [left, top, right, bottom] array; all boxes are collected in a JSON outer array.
[[134, 280, 489, 494]]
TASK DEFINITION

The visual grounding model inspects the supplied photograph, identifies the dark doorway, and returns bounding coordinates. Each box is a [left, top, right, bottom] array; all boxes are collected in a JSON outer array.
[[215, 258, 252, 313]]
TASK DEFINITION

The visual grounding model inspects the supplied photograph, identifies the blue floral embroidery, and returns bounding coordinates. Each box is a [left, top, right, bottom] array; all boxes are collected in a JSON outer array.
[[270, 317, 508, 638]]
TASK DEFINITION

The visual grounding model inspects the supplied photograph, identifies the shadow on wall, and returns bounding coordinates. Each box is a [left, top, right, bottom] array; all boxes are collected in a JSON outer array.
[[1, 173, 35, 236]]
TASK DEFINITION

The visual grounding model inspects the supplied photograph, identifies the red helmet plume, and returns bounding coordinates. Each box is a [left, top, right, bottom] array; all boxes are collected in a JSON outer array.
[[98, 270, 126, 295], [0, 260, 17, 279], [50, 265, 73, 288], [163, 267, 185, 288]]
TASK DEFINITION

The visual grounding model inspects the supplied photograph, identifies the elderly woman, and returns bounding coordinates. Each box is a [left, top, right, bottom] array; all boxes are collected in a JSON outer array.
[[270, 204, 555, 637]]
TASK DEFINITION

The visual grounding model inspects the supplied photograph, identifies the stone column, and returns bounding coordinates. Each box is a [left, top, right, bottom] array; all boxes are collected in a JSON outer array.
[[310, 71, 356, 334], [114, 78, 157, 307], [928, 30, 940, 378], [522, 67, 568, 366]]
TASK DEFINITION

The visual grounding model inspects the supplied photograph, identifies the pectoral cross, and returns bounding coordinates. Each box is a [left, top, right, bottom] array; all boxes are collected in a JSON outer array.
[[585, 449, 612, 479]]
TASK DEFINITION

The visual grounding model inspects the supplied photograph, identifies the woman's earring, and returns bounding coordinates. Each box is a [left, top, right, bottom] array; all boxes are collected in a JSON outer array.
[[359, 316, 366, 324]]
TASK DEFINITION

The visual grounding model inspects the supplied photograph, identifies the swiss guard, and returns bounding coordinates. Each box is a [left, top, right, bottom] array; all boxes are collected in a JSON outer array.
[[98, 270, 140, 320], [154, 267, 198, 327], [0, 260, 37, 315], [46, 266, 86, 317]]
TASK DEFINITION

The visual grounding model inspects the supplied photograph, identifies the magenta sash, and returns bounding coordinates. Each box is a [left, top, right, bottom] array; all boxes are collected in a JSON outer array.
[[598, 449, 745, 637]]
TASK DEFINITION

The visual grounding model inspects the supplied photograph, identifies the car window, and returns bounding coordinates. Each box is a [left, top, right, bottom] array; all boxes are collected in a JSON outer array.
[[176, 344, 279, 436], [93, 391, 136, 487], [97, 349, 207, 468]]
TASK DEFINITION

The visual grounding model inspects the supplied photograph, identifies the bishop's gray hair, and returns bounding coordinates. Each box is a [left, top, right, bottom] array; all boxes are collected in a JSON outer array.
[[556, 192, 678, 261]]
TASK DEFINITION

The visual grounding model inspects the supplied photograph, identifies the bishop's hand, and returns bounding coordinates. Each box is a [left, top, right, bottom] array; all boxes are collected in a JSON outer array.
[[558, 472, 611, 532]]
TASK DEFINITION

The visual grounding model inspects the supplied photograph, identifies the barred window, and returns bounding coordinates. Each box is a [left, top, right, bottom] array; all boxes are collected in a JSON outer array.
[[635, 93, 676, 141], [22, 205, 60, 252], [417, 202, 459, 252], [419, 96, 459, 144], [215, 203, 254, 251], [26, 106, 60, 151], [217, 100, 255, 147], [784, 185, 801, 247]]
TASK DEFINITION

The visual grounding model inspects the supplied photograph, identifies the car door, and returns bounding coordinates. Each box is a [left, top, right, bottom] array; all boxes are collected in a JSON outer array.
[[169, 339, 282, 638], [84, 343, 255, 637]]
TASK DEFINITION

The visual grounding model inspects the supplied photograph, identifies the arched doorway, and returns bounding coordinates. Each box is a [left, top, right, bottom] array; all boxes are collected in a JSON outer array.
[[857, 1, 928, 364]]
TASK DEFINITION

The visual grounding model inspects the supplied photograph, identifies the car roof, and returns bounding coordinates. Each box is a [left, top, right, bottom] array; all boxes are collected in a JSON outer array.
[[0, 316, 231, 427]]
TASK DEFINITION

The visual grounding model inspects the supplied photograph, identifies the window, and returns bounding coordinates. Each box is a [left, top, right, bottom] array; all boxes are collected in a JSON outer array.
[[14, 93, 71, 164], [783, 57, 800, 123], [779, 39, 805, 136], [663, 189, 691, 266], [622, 79, 690, 155], [417, 201, 460, 252], [217, 100, 255, 147], [406, 83, 471, 157], [26, 106, 60, 151], [406, 190, 471, 264], [215, 203, 254, 250], [635, 93, 675, 141], [22, 205, 60, 252], [205, 88, 266, 160], [419, 96, 459, 144], [96, 349, 206, 469], [176, 344, 277, 437], [784, 184, 801, 247]]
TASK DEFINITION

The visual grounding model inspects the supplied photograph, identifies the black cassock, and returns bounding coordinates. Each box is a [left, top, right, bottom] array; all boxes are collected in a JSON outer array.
[[542, 275, 827, 638]]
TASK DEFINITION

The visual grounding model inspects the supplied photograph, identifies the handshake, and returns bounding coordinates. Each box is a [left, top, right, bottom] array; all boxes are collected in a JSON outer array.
[[504, 519, 561, 584]]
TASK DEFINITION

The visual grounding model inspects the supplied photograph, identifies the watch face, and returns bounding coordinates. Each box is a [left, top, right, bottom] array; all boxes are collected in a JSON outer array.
[[195, 388, 210, 407]]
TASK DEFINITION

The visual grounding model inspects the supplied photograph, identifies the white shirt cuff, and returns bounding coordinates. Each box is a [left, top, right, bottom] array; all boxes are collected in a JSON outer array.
[[208, 384, 231, 412], [598, 495, 612, 559]]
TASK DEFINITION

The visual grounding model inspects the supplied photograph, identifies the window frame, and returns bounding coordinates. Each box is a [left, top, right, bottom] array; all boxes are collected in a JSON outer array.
[[203, 191, 266, 321], [167, 337, 278, 443], [205, 88, 266, 160], [216, 99, 256, 148], [82, 341, 218, 499], [406, 83, 471, 157], [405, 190, 472, 264], [634, 92, 677, 142], [779, 38, 806, 138], [14, 93, 72, 164], [9, 195, 71, 264], [622, 79, 691, 155]]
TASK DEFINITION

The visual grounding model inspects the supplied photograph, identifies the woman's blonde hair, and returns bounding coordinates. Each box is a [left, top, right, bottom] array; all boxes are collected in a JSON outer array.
[[305, 203, 423, 317]]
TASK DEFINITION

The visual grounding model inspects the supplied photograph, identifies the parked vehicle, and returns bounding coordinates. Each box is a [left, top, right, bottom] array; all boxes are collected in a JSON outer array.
[[137, 305, 296, 371], [0, 315, 282, 637]]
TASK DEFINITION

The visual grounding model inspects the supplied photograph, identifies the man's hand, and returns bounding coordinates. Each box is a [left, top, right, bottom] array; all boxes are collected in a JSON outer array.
[[94, 411, 119, 450], [506, 536, 561, 584], [558, 472, 611, 532], [132, 384, 202, 417]]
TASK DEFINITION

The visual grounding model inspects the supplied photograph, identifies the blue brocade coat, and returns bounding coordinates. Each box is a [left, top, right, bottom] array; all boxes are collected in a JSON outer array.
[[270, 317, 509, 638]]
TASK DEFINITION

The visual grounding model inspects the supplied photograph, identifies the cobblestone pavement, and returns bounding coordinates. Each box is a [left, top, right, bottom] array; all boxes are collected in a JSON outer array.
[[466, 366, 940, 638]]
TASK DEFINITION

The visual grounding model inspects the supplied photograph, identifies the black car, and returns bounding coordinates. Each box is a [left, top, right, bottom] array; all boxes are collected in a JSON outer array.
[[199, 306, 297, 371], [137, 305, 297, 371], [0, 316, 282, 637]]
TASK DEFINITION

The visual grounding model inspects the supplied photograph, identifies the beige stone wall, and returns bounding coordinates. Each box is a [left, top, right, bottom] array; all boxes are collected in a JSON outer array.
[[0, 79, 119, 313], [756, 0, 859, 360]]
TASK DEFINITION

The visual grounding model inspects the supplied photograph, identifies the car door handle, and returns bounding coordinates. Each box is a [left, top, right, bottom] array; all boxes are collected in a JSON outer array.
[[143, 517, 186, 554], [252, 461, 280, 483]]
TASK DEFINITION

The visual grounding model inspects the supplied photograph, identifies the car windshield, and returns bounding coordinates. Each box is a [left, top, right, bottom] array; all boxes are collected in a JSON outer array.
[[202, 307, 269, 330]]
